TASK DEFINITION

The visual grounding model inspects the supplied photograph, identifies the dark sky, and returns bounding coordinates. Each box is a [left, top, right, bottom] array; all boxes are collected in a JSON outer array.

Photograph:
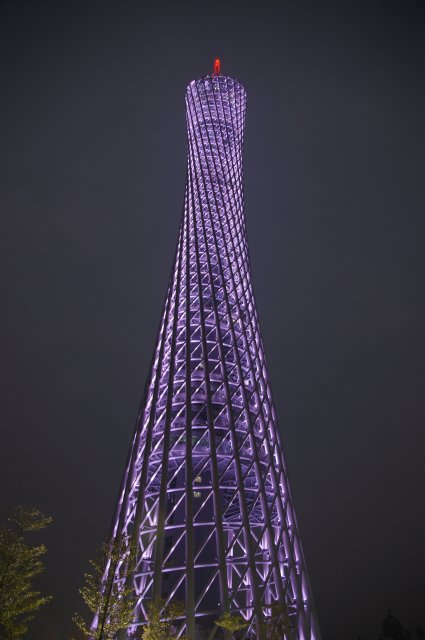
[[1, 1, 424, 638]]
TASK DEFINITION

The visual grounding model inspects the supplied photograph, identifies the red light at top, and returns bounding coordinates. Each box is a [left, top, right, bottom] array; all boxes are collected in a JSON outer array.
[[213, 58, 221, 76]]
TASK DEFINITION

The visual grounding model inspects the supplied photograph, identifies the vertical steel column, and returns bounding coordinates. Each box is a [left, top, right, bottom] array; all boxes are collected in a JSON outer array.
[[220, 77, 311, 639], [206, 78, 290, 610], [152, 219, 186, 601], [184, 181, 196, 639], [187, 144, 230, 617], [187, 84, 265, 638], [208, 77, 307, 639], [128, 228, 184, 589]]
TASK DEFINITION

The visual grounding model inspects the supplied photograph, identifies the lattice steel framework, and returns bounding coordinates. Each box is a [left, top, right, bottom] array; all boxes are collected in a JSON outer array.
[[98, 70, 320, 640]]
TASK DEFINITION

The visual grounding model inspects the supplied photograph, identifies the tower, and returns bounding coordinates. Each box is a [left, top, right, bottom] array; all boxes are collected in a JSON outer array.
[[99, 62, 320, 640]]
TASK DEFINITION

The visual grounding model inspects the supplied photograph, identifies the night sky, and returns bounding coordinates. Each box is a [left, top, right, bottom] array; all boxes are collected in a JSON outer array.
[[1, 1, 425, 639]]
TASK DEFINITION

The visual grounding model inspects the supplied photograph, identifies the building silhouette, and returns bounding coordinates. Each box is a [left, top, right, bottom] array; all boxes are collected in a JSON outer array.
[[96, 63, 320, 640]]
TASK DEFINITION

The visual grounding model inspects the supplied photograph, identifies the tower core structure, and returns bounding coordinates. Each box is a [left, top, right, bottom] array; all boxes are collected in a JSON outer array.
[[100, 66, 320, 640]]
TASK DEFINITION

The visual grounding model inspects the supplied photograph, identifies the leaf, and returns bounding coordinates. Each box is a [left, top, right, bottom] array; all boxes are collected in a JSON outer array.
[[73, 535, 137, 640], [0, 507, 52, 639]]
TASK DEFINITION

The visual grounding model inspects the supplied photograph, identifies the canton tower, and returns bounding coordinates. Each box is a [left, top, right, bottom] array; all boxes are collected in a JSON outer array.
[[100, 60, 320, 640]]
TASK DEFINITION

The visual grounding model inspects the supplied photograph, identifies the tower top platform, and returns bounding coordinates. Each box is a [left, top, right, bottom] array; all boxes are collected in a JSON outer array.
[[185, 59, 246, 98]]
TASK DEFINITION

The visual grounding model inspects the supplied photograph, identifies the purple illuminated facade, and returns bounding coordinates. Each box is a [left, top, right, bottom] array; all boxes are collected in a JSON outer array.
[[99, 68, 320, 640]]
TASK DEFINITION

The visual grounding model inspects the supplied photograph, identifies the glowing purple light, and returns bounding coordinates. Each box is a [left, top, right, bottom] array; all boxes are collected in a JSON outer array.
[[95, 70, 320, 640]]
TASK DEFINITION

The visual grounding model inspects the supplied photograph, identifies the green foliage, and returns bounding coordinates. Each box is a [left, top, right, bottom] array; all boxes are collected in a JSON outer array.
[[215, 612, 248, 633], [140, 598, 185, 640], [0, 506, 53, 640], [73, 536, 136, 640], [262, 603, 292, 639]]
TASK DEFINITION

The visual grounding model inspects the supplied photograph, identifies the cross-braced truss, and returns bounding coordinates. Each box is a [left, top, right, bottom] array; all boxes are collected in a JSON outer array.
[[96, 73, 320, 640]]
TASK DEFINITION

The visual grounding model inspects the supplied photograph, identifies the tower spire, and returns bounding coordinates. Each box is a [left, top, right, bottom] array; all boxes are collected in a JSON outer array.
[[213, 57, 221, 75]]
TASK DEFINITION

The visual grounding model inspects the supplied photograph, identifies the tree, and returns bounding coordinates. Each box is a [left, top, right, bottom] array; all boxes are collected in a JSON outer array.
[[0, 506, 52, 639], [73, 536, 136, 640], [262, 604, 292, 640], [141, 598, 185, 640], [215, 612, 248, 637], [381, 610, 408, 640]]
